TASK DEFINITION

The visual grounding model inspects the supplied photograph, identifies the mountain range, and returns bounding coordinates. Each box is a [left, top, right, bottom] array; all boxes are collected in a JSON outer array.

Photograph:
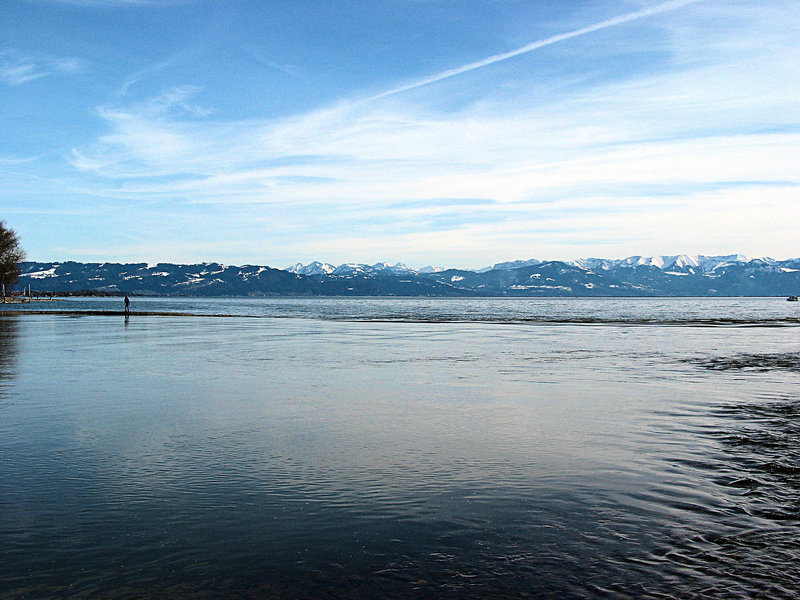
[[15, 254, 800, 297]]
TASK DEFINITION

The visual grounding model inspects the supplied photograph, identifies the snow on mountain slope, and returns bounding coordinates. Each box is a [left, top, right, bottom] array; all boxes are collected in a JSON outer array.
[[485, 259, 542, 272], [289, 261, 421, 276], [286, 261, 336, 276], [292, 255, 764, 276], [570, 254, 758, 274], [14, 254, 800, 297]]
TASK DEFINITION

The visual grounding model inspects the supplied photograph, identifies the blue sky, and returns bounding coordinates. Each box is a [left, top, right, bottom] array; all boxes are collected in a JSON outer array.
[[2, 0, 798, 268]]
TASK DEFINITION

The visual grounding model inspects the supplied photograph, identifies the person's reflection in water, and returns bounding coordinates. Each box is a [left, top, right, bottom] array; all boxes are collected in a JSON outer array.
[[0, 316, 20, 403]]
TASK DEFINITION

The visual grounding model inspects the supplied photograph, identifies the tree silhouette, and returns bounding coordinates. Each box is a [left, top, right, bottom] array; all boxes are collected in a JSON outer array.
[[0, 221, 25, 296]]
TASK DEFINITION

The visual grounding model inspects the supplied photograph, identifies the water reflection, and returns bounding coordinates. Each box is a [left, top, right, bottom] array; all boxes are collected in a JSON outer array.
[[1, 313, 799, 598], [0, 316, 19, 399]]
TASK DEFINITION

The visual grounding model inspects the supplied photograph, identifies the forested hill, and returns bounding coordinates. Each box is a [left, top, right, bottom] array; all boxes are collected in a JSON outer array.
[[16, 255, 800, 297]]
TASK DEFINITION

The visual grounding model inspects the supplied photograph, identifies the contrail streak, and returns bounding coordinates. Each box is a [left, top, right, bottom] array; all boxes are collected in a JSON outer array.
[[367, 0, 705, 102]]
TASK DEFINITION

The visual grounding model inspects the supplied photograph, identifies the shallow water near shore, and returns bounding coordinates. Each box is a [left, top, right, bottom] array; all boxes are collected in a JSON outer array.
[[5, 294, 800, 324], [1, 298, 799, 598]]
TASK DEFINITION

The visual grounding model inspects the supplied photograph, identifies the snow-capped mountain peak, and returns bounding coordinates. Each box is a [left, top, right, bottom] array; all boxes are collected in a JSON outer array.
[[417, 265, 444, 274], [570, 254, 754, 273], [289, 261, 427, 276], [485, 258, 542, 272], [15, 253, 800, 297], [286, 261, 336, 276], [371, 262, 414, 273]]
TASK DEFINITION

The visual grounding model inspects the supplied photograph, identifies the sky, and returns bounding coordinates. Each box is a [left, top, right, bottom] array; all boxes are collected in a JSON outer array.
[[1, 0, 799, 269]]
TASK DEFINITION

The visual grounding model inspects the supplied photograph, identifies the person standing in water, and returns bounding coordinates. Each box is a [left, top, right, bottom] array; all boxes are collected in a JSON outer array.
[[124, 294, 130, 315]]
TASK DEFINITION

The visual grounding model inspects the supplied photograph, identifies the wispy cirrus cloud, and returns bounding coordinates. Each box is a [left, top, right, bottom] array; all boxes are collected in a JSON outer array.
[[0, 49, 86, 86], [60, 1, 800, 264], [366, 0, 707, 102], [0, 153, 47, 164]]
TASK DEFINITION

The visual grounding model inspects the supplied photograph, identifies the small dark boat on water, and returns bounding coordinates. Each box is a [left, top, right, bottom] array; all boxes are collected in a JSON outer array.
[[788, 295, 799, 302]]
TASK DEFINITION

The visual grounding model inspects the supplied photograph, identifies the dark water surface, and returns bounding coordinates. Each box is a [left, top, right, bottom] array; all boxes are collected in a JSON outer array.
[[6, 295, 800, 324], [1, 298, 799, 598]]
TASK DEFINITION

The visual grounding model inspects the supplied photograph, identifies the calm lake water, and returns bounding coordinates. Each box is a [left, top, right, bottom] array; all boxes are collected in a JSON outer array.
[[1, 298, 799, 598]]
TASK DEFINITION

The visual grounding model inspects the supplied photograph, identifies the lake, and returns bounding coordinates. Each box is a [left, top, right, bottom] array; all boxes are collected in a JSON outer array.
[[1, 297, 799, 598]]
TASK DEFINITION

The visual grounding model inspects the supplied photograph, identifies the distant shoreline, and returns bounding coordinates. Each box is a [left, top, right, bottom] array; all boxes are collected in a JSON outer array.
[[0, 297, 62, 304], [0, 309, 220, 317]]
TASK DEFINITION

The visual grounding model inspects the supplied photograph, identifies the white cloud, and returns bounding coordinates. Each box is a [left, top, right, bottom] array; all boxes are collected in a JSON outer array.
[[0, 49, 86, 86], [0, 153, 46, 165], [366, 0, 707, 101], [62, 1, 800, 264], [0, 55, 46, 85]]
